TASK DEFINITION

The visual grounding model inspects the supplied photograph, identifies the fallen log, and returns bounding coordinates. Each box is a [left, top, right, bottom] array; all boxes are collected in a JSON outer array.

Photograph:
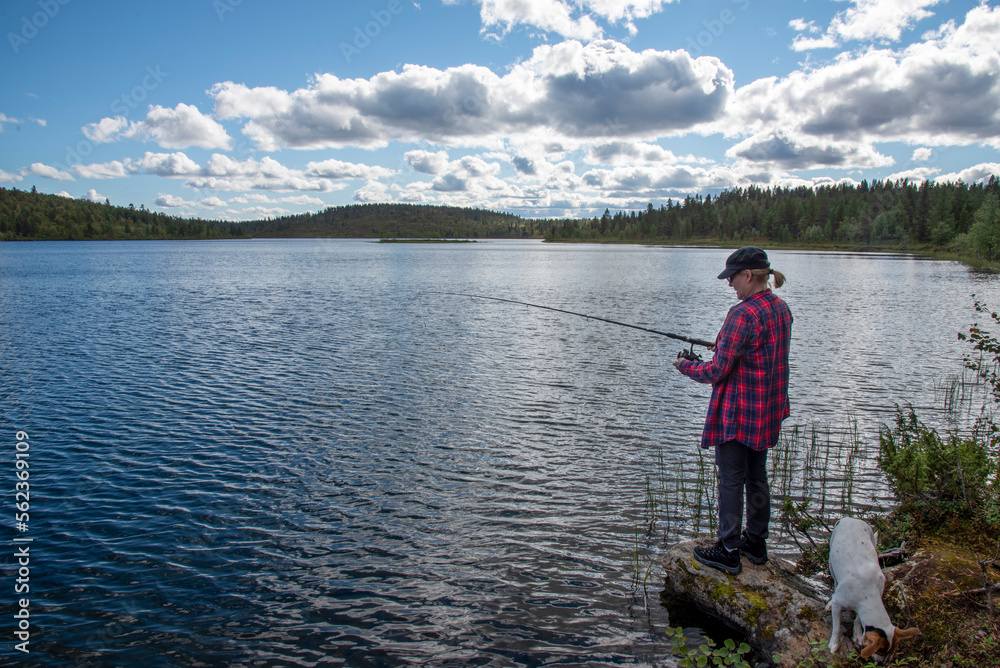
[[661, 539, 853, 666]]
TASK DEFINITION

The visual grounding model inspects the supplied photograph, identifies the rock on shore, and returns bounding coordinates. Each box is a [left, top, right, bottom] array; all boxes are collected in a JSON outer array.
[[661, 539, 854, 666]]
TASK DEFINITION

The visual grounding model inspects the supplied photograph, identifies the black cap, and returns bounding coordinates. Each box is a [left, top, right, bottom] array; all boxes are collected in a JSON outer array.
[[717, 246, 769, 279]]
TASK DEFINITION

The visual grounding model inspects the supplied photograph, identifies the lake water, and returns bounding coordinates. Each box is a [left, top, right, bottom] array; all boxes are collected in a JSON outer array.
[[2, 239, 998, 666]]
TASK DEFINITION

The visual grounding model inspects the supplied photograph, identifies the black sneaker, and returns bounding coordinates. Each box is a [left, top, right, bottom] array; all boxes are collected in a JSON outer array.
[[693, 541, 741, 575], [740, 531, 768, 565]]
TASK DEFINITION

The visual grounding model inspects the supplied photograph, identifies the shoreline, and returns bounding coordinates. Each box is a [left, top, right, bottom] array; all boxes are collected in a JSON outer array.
[[6, 235, 995, 272]]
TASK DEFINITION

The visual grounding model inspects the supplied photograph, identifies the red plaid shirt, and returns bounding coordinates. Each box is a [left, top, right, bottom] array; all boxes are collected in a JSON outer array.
[[678, 289, 792, 451]]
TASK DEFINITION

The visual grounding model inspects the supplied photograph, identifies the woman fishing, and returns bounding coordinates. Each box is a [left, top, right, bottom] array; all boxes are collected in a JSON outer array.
[[673, 246, 792, 575]]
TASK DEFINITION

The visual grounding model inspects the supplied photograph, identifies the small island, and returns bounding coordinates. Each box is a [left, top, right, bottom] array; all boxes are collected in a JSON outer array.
[[378, 238, 477, 243]]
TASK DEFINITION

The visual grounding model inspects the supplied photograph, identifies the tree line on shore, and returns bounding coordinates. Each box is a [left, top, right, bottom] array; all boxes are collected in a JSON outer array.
[[0, 188, 551, 242], [240, 202, 551, 239], [547, 177, 1000, 259], [0, 187, 245, 241], [3, 177, 1000, 261]]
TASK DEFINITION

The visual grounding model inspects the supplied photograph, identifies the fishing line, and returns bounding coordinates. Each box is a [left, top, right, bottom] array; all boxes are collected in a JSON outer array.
[[428, 291, 715, 353]]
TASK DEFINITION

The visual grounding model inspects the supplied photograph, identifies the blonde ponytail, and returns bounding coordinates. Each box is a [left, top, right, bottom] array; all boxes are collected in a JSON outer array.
[[751, 267, 786, 289]]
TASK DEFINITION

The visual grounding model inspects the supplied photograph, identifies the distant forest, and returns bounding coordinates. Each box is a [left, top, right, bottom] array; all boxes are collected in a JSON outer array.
[[0, 187, 245, 241], [547, 177, 1000, 260], [3, 177, 1000, 261], [241, 203, 552, 239], [0, 188, 546, 242]]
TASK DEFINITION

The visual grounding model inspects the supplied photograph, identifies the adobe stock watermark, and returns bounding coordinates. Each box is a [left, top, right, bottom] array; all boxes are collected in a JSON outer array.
[[684, 0, 751, 58], [109, 65, 169, 117], [7, 0, 72, 54], [12, 431, 31, 655], [52, 65, 169, 175], [340, 0, 404, 63], [213, 0, 242, 22]]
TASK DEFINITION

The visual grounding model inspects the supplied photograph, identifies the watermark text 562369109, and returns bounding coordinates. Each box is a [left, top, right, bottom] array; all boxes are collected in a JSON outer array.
[[13, 431, 32, 654]]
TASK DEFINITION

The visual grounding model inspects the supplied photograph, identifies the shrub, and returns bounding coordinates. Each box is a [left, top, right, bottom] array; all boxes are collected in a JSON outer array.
[[878, 406, 994, 520], [874, 297, 1000, 527]]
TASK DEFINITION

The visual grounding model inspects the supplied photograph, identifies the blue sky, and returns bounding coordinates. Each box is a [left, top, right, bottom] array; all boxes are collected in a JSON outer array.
[[1, 0, 998, 221]]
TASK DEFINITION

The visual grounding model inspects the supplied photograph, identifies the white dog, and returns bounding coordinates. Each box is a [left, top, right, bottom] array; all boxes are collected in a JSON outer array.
[[826, 517, 919, 660]]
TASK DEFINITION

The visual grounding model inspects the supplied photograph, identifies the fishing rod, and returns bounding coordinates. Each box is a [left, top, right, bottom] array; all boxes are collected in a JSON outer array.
[[430, 291, 714, 360]]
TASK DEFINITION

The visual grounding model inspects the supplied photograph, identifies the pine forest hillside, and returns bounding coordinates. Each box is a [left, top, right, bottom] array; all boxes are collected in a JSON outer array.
[[0, 187, 245, 241]]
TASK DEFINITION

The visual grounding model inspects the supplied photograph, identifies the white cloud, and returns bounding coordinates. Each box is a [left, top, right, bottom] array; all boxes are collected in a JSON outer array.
[[366, 139, 807, 214], [790, 34, 839, 51], [281, 194, 325, 205], [886, 166, 940, 182], [831, 0, 943, 43], [55, 191, 73, 198], [231, 193, 273, 203], [85, 104, 232, 149], [209, 40, 732, 150], [155, 193, 196, 207], [583, 0, 673, 25], [304, 158, 396, 180], [186, 174, 329, 192], [405, 149, 450, 174], [443, 0, 676, 40], [28, 163, 74, 180], [200, 196, 227, 207], [190, 155, 336, 192], [0, 113, 21, 130], [726, 131, 894, 170], [585, 141, 680, 165], [354, 180, 393, 203], [82, 188, 106, 202], [136, 104, 232, 149], [581, 163, 724, 195], [130, 151, 350, 192], [934, 162, 1000, 185], [0, 168, 23, 182], [71, 161, 129, 179], [770, 174, 862, 193], [499, 40, 732, 138], [83, 116, 130, 143], [398, 151, 506, 196], [431, 173, 468, 192], [241, 205, 291, 218], [788, 18, 819, 33], [793, 0, 946, 51], [127, 153, 355, 192], [911, 147, 932, 161], [469, 0, 602, 40], [204, 154, 267, 177], [210, 83, 292, 118], [131, 151, 203, 176], [728, 5, 1000, 161], [454, 155, 499, 177]]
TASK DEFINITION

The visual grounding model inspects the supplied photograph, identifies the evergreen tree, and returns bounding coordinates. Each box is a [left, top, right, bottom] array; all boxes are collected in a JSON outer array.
[[966, 193, 1000, 260]]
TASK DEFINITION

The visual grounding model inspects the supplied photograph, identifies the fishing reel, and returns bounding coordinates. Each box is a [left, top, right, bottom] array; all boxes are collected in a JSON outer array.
[[676, 346, 703, 363]]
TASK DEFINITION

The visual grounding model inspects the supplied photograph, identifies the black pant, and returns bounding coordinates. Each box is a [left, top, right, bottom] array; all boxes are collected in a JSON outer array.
[[715, 439, 770, 551]]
